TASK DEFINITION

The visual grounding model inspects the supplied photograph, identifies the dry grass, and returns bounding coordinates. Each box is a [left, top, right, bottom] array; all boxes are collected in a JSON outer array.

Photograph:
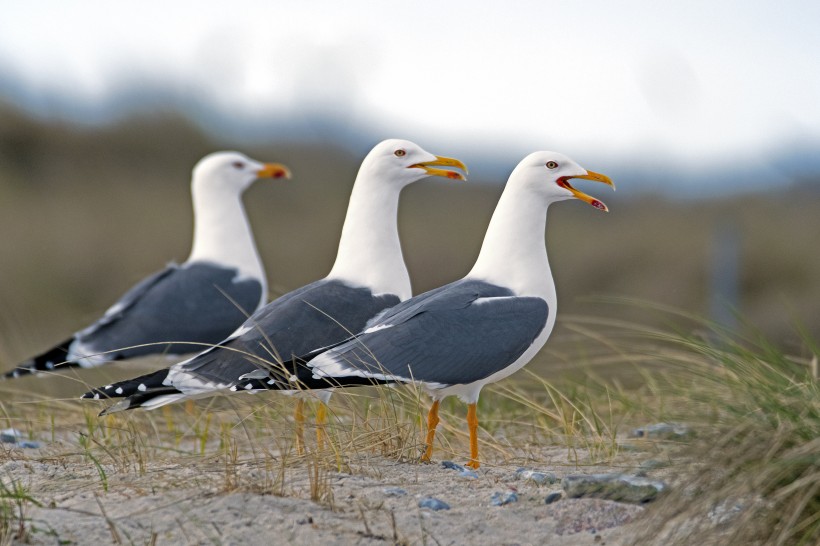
[[555, 306, 820, 545], [0, 301, 817, 545]]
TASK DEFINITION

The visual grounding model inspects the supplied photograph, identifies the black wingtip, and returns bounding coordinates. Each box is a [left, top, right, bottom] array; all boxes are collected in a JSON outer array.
[[81, 389, 106, 400], [82, 368, 171, 401], [2, 337, 77, 380]]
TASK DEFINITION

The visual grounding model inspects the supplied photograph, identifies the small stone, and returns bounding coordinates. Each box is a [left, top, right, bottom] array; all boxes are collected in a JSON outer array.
[[383, 487, 407, 497], [515, 468, 558, 485], [636, 459, 670, 476], [18, 441, 41, 449], [490, 492, 518, 506], [562, 473, 667, 504], [459, 469, 479, 479], [0, 428, 22, 444], [629, 422, 690, 439], [545, 491, 563, 504], [418, 497, 450, 511], [441, 461, 465, 472]]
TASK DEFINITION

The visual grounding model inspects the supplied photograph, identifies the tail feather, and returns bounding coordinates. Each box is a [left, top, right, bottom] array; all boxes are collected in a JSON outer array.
[[3, 338, 77, 379], [81, 368, 171, 400], [83, 368, 186, 415], [230, 361, 388, 392], [85, 359, 388, 415], [98, 389, 186, 416]]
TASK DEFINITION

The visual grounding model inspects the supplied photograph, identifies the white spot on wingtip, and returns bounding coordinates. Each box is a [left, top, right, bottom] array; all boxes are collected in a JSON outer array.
[[104, 385, 112, 390], [244, 383, 253, 390], [267, 379, 275, 385], [115, 387, 123, 395], [137, 384, 147, 392], [45, 361, 54, 369], [93, 393, 100, 400]]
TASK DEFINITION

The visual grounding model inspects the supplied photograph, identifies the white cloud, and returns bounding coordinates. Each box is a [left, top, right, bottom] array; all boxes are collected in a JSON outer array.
[[1, 0, 819, 162]]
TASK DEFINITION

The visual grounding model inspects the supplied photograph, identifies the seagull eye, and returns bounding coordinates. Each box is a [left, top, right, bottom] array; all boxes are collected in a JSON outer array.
[[232, 161, 245, 169], [394, 149, 406, 157], [546, 161, 558, 169]]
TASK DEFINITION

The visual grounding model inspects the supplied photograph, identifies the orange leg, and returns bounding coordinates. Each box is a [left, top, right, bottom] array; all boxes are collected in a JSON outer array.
[[294, 397, 306, 455], [421, 400, 441, 462], [316, 401, 328, 450], [465, 402, 480, 469]]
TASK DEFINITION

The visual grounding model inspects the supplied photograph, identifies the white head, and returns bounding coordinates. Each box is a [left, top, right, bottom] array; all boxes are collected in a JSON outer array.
[[357, 139, 468, 188], [509, 151, 614, 210], [192, 151, 291, 194]]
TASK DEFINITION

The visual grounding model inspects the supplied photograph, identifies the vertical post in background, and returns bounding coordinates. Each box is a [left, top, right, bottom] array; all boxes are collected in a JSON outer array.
[[710, 219, 740, 332]]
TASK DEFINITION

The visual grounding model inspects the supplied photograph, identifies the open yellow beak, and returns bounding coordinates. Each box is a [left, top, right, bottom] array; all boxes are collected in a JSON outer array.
[[557, 170, 615, 212], [410, 155, 468, 181], [256, 163, 292, 180]]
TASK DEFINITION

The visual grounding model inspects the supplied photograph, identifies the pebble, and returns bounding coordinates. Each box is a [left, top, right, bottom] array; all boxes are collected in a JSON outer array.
[[515, 468, 558, 485], [490, 492, 518, 506], [441, 461, 477, 478], [1, 428, 22, 444], [562, 473, 667, 504], [382, 487, 407, 497], [0, 428, 41, 449], [629, 422, 690, 439], [545, 491, 563, 504], [418, 497, 450, 511], [636, 459, 670, 476]]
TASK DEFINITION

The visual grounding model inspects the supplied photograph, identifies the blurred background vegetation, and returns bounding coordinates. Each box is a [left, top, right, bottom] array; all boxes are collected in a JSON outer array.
[[1, 99, 818, 381]]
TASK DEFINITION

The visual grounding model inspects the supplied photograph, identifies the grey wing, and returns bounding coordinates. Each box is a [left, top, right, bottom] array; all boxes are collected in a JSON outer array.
[[168, 279, 402, 389], [75, 262, 263, 359], [309, 282, 550, 386], [79, 264, 179, 337]]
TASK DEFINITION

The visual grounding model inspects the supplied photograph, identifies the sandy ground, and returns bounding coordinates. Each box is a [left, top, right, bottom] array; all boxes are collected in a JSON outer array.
[[2, 438, 677, 546]]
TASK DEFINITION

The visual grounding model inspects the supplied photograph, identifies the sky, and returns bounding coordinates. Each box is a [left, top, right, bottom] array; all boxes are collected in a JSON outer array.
[[1, 0, 820, 167]]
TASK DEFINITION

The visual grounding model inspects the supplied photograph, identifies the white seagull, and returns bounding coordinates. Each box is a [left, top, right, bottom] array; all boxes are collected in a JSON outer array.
[[83, 140, 468, 447], [4, 152, 290, 378], [201, 151, 613, 468]]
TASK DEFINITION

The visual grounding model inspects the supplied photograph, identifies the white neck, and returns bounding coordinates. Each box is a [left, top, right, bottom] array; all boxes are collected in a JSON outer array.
[[468, 183, 555, 302], [186, 183, 266, 293], [327, 176, 411, 300]]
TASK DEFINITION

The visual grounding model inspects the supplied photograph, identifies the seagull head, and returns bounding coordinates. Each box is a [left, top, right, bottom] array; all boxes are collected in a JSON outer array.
[[513, 151, 614, 211], [192, 151, 291, 193], [361, 139, 468, 188]]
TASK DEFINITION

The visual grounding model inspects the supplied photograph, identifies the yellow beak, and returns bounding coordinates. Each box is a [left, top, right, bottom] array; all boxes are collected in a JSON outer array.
[[558, 170, 615, 212], [256, 163, 292, 180], [410, 155, 468, 181]]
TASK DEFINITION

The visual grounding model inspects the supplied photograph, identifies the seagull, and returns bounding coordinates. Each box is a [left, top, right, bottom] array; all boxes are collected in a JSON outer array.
[[82, 140, 468, 444], [4, 152, 290, 379], [204, 151, 613, 468]]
